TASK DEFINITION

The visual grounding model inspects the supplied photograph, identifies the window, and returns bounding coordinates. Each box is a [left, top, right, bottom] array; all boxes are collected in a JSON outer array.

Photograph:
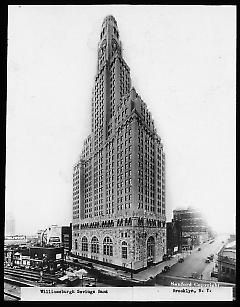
[[91, 236, 99, 253], [75, 239, 78, 250], [82, 236, 88, 252], [103, 236, 113, 256], [122, 241, 127, 259]]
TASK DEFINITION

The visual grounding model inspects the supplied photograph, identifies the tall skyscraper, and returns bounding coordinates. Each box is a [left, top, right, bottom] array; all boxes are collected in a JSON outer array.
[[5, 212, 15, 236], [72, 15, 166, 271]]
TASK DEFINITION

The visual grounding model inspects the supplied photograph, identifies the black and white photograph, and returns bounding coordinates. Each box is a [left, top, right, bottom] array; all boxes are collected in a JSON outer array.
[[5, 5, 236, 301]]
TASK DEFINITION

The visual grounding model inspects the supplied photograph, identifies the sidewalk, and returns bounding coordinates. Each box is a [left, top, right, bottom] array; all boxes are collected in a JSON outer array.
[[68, 247, 199, 283], [90, 249, 196, 282], [133, 249, 196, 281]]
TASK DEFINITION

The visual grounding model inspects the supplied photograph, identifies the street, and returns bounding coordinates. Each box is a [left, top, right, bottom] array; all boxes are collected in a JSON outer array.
[[164, 235, 227, 279]]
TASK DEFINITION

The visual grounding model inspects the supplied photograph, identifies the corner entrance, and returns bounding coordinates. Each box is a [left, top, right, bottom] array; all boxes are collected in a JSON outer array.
[[147, 236, 155, 266]]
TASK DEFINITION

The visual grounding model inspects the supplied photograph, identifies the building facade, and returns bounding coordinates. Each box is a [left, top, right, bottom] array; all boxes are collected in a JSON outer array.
[[166, 220, 182, 255], [30, 246, 64, 273], [72, 15, 166, 271], [217, 241, 236, 284], [36, 224, 72, 252], [4, 235, 27, 247], [173, 208, 208, 250]]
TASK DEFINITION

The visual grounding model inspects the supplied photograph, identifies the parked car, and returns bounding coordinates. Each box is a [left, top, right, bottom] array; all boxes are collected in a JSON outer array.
[[191, 272, 199, 279], [162, 265, 171, 273], [205, 259, 211, 263], [162, 254, 168, 261], [198, 248, 201, 251], [163, 254, 172, 261], [211, 271, 218, 278], [178, 258, 184, 263]]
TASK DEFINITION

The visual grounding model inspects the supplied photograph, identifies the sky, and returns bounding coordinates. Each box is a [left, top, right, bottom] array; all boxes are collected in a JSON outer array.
[[6, 5, 236, 235]]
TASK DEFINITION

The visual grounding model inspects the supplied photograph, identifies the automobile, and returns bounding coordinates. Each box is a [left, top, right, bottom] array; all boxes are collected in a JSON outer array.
[[211, 271, 218, 278], [163, 254, 172, 261], [191, 272, 199, 279], [178, 258, 184, 263], [207, 255, 214, 261], [73, 259, 79, 263], [205, 259, 211, 263], [198, 248, 201, 251], [162, 265, 171, 273], [162, 254, 168, 261]]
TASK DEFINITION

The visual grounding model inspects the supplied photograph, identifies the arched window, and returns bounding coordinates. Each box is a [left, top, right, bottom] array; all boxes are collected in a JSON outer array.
[[103, 236, 113, 256], [82, 237, 88, 252], [122, 241, 127, 259], [75, 239, 78, 250], [91, 237, 99, 254]]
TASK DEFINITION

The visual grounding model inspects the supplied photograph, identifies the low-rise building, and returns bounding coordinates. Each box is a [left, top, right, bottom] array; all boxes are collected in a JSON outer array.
[[4, 235, 27, 247], [4, 247, 15, 265], [218, 241, 236, 283], [30, 246, 64, 273], [4, 246, 30, 267]]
